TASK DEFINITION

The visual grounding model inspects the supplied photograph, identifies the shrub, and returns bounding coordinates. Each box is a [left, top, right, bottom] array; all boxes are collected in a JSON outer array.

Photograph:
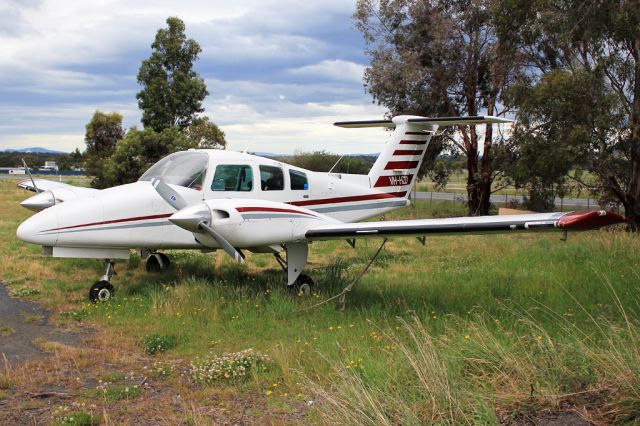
[[191, 349, 270, 384], [141, 333, 178, 355]]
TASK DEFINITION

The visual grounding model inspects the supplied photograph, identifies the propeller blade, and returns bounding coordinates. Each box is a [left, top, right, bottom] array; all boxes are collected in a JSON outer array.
[[21, 158, 41, 193], [151, 178, 187, 210], [198, 222, 245, 263]]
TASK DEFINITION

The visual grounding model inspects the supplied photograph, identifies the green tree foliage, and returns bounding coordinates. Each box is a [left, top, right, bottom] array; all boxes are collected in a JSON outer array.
[[283, 150, 374, 174], [137, 17, 209, 132], [84, 111, 124, 188], [57, 148, 84, 171], [354, 0, 521, 215], [103, 126, 212, 187], [86, 17, 226, 188], [504, 70, 622, 210], [499, 0, 640, 228], [184, 117, 226, 149]]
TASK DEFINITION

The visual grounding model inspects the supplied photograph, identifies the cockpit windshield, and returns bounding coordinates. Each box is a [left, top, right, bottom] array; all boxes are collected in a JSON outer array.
[[139, 151, 209, 190]]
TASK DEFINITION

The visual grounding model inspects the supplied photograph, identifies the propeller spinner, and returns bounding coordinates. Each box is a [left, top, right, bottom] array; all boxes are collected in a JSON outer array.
[[151, 179, 245, 263]]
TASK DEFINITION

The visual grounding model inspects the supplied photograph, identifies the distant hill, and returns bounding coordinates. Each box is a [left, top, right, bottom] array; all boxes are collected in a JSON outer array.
[[1, 147, 66, 154]]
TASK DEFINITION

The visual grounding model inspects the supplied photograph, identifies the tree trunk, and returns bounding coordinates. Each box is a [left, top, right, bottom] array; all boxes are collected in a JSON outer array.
[[465, 126, 482, 215], [623, 35, 640, 231]]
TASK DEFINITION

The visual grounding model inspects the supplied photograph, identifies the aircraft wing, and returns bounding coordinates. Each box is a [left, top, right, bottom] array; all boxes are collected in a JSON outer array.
[[17, 178, 98, 211], [305, 210, 626, 240], [17, 178, 96, 194]]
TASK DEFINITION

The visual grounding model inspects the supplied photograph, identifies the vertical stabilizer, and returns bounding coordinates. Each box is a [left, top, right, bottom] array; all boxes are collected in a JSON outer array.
[[366, 115, 436, 197], [333, 115, 511, 197]]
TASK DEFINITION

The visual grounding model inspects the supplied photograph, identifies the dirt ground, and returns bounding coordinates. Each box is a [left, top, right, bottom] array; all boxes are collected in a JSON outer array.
[[0, 282, 305, 425]]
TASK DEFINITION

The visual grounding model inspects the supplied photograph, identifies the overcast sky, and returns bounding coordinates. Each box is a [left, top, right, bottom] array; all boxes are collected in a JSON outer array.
[[0, 0, 390, 154]]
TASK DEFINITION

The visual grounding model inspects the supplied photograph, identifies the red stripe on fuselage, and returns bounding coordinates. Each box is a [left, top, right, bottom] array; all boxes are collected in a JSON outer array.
[[399, 140, 427, 145], [393, 149, 424, 156], [43, 213, 173, 232], [384, 161, 419, 170], [236, 207, 316, 217], [290, 192, 406, 207]]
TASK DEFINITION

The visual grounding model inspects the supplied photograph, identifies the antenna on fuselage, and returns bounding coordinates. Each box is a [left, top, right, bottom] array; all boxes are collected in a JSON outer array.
[[328, 155, 344, 173]]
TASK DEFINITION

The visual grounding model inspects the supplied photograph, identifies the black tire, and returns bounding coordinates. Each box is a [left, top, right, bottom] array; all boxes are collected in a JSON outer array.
[[289, 274, 314, 296], [158, 252, 170, 268], [146, 253, 170, 272], [146, 253, 161, 272], [89, 280, 115, 303]]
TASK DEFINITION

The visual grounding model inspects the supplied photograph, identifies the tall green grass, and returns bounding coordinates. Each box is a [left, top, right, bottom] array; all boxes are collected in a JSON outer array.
[[1, 179, 639, 422]]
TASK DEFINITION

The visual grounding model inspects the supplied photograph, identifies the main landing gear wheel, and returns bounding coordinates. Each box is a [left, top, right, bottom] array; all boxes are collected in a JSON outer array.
[[289, 274, 314, 296], [89, 280, 115, 303], [145, 252, 170, 272]]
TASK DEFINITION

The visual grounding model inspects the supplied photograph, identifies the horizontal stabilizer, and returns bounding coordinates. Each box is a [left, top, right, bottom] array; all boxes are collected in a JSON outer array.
[[334, 115, 512, 128]]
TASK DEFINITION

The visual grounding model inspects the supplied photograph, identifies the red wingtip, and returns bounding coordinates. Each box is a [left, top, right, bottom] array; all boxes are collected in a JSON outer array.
[[557, 210, 628, 230]]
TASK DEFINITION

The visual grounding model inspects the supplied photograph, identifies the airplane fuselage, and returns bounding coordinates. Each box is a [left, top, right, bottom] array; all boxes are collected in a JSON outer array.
[[17, 149, 411, 255]]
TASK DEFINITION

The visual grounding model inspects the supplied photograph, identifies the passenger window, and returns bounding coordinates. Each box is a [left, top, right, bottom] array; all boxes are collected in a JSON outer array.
[[289, 169, 308, 190], [260, 165, 284, 191], [211, 165, 253, 191]]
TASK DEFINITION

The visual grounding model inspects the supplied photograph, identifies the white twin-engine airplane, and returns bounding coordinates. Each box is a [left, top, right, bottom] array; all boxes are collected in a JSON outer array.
[[16, 115, 626, 302]]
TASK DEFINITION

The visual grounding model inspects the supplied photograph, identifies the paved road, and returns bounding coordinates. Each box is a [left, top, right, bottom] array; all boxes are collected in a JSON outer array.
[[413, 191, 600, 208], [0, 283, 81, 363]]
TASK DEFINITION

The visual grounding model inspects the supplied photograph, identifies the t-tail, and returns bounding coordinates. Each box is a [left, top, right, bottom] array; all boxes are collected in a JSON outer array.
[[334, 115, 512, 197]]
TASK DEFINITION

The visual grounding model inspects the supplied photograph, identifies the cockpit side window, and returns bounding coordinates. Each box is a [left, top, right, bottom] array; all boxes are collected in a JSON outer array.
[[259, 165, 284, 191], [211, 164, 254, 191], [138, 151, 208, 190], [289, 169, 309, 190]]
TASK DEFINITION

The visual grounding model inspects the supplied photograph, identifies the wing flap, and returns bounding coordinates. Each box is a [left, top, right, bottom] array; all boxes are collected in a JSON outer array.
[[17, 178, 96, 194], [305, 210, 626, 240]]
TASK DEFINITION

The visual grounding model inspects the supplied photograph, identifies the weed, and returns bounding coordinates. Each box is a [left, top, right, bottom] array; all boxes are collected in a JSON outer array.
[[10, 286, 40, 297], [0, 374, 14, 390], [141, 333, 178, 355], [191, 349, 270, 384], [100, 372, 125, 382], [21, 312, 44, 322], [148, 361, 175, 379], [97, 384, 142, 401], [55, 411, 100, 426], [0, 326, 14, 336], [60, 309, 89, 321]]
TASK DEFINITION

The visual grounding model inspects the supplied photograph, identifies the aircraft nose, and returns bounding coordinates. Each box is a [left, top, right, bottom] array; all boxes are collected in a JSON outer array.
[[20, 191, 55, 211], [16, 209, 59, 246]]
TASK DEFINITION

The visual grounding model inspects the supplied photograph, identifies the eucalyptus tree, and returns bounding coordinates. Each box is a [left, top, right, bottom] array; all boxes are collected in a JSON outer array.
[[355, 0, 523, 215], [136, 16, 209, 132], [498, 0, 640, 229]]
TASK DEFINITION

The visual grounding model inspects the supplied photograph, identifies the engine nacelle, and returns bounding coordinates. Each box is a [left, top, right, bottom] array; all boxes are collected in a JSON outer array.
[[193, 198, 338, 248]]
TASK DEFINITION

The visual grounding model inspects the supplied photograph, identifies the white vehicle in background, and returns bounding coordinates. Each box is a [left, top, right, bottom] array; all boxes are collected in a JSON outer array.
[[16, 116, 626, 302]]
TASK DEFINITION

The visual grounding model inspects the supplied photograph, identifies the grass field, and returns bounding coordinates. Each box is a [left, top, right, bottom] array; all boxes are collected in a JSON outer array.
[[415, 169, 598, 200], [1, 179, 639, 424]]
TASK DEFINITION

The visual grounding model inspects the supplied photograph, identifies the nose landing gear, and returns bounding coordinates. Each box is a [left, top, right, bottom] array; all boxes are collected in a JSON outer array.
[[89, 260, 116, 303]]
